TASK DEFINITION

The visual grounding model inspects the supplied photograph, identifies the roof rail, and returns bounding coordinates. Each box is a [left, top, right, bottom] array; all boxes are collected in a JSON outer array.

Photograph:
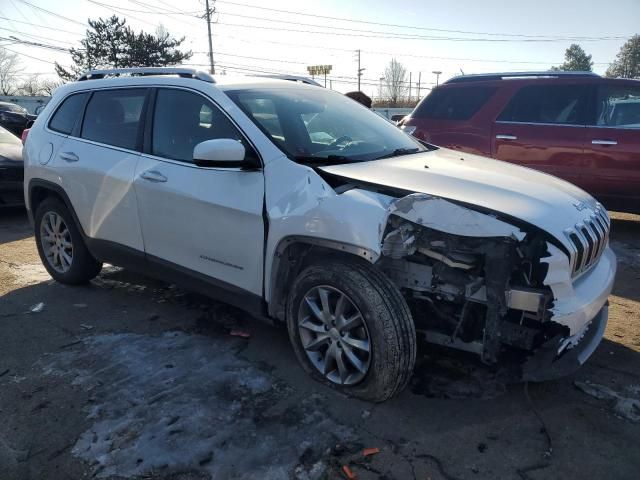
[[254, 74, 323, 87], [444, 71, 599, 84], [77, 67, 215, 83]]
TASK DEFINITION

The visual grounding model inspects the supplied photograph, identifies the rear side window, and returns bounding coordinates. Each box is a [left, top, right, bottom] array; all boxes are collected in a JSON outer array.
[[498, 84, 588, 125], [48, 93, 89, 135], [151, 88, 246, 162], [596, 84, 640, 128], [81, 89, 147, 150], [412, 86, 496, 121]]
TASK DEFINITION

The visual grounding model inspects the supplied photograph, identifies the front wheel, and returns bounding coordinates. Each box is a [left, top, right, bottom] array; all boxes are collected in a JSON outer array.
[[286, 258, 416, 402]]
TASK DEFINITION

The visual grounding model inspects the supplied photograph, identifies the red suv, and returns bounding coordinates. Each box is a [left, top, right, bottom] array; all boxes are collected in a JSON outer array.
[[401, 72, 640, 214]]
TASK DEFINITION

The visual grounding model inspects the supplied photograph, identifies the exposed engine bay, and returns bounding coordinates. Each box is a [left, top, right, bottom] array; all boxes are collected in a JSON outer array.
[[377, 193, 568, 367]]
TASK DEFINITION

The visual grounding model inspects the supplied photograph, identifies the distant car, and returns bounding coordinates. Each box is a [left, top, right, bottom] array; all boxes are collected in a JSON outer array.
[[400, 72, 640, 214], [0, 125, 24, 207], [0, 101, 36, 136]]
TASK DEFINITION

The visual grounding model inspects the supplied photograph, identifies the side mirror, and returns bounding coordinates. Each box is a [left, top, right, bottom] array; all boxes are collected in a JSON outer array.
[[193, 139, 246, 167]]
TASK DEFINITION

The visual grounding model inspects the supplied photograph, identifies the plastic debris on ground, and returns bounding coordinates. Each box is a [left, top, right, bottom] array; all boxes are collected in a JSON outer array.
[[342, 464, 357, 479], [362, 447, 380, 457], [29, 302, 45, 313]]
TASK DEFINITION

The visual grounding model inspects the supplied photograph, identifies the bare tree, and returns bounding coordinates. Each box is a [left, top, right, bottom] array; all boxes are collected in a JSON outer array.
[[17, 75, 44, 96], [0, 48, 22, 95], [15, 75, 62, 96], [40, 78, 63, 95], [383, 58, 408, 106]]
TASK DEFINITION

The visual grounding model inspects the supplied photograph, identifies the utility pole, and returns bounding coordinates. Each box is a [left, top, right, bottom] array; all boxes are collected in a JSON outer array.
[[204, 0, 215, 74], [408, 72, 412, 103], [417, 72, 421, 100], [356, 50, 365, 91], [379, 76, 384, 101]]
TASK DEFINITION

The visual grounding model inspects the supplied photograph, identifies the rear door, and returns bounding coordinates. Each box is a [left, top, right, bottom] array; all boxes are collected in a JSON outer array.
[[133, 87, 265, 296], [54, 88, 148, 251], [491, 83, 589, 189], [583, 82, 640, 211]]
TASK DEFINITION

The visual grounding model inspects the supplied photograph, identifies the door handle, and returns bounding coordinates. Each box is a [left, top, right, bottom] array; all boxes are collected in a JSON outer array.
[[591, 139, 617, 146], [140, 170, 168, 183], [59, 151, 79, 162], [496, 134, 518, 141]]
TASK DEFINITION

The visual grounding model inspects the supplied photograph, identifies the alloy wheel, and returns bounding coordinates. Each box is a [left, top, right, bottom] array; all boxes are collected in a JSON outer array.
[[297, 285, 371, 385], [40, 211, 73, 273]]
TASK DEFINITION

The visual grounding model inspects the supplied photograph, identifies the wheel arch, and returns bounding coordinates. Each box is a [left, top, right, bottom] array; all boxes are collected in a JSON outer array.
[[28, 179, 86, 238], [267, 235, 378, 321]]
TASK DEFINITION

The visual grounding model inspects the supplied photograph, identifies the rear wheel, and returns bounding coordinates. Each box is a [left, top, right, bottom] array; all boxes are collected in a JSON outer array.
[[34, 197, 102, 284], [286, 258, 416, 402]]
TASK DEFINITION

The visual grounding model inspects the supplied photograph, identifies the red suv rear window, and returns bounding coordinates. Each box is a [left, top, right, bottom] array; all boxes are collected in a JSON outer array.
[[412, 86, 496, 121]]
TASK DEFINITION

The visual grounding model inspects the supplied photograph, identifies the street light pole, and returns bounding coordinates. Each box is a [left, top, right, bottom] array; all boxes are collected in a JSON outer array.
[[432, 70, 442, 86]]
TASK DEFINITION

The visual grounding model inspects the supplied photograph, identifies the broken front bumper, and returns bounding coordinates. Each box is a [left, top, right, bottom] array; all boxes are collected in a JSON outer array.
[[522, 305, 608, 381], [522, 245, 616, 381]]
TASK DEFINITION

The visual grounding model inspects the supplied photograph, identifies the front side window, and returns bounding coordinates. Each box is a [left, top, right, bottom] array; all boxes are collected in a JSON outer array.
[[497, 84, 588, 125], [49, 93, 89, 135], [81, 89, 147, 150], [151, 89, 245, 162], [596, 84, 640, 128], [226, 87, 426, 164], [413, 86, 496, 121]]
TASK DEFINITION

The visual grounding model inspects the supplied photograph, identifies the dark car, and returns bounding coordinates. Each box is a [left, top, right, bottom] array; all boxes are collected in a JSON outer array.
[[0, 101, 36, 137], [0, 125, 24, 207], [401, 72, 640, 214]]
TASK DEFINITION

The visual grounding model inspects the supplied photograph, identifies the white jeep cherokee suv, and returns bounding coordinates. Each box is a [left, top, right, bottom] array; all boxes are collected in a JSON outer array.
[[24, 68, 616, 401]]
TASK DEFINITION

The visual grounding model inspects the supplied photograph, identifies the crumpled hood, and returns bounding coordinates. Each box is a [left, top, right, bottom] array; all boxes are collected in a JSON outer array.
[[319, 147, 601, 250]]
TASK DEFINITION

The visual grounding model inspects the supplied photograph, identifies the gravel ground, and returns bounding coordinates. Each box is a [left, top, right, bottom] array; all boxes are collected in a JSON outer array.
[[1, 207, 640, 480]]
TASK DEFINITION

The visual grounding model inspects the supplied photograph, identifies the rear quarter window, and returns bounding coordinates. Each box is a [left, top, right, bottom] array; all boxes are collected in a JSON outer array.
[[48, 93, 89, 135], [412, 86, 496, 121]]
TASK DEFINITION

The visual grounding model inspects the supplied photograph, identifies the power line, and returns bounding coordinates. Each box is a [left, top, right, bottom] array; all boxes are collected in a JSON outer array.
[[218, 10, 626, 43], [216, 0, 631, 40], [0, 26, 76, 47], [15, 0, 87, 27], [1, 45, 57, 64], [0, 16, 85, 36], [211, 32, 610, 66], [86, 0, 161, 28], [215, 19, 624, 43]]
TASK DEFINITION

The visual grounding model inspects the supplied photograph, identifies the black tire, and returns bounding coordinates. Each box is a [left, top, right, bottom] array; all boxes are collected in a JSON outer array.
[[286, 258, 416, 402], [34, 197, 102, 284]]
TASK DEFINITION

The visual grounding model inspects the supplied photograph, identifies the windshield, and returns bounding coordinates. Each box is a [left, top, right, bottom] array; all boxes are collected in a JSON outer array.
[[225, 87, 426, 164], [0, 126, 20, 145]]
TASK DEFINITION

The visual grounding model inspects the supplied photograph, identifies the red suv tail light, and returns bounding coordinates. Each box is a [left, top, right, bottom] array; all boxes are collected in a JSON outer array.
[[21, 128, 30, 145]]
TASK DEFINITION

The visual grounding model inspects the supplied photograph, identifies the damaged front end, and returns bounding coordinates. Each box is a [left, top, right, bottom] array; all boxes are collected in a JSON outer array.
[[377, 193, 615, 380]]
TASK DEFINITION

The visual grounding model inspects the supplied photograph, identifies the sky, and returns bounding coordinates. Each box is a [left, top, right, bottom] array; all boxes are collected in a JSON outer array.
[[1, 0, 638, 97]]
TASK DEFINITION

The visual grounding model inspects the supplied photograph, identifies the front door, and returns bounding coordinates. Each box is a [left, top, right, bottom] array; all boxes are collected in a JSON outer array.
[[491, 83, 589, 190], [134, 87, 265, 296]]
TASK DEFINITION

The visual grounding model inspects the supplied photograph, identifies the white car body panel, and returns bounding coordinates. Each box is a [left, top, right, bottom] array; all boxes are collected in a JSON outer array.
[[134, 154, 265, 295]]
